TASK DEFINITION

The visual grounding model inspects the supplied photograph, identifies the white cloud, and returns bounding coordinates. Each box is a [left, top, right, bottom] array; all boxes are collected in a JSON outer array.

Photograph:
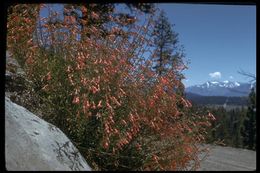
[[209, 72, 221, 79], [229, 76, 234, 79]]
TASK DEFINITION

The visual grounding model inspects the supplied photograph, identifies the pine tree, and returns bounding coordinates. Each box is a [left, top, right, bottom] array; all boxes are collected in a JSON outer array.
[[230, 108, 244, 148], [150, 11, 185, 77], [241, 88, 256, 150], [150, 11, 186, 95]]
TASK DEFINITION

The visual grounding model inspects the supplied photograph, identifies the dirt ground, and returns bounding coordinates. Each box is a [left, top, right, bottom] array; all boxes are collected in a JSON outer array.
[[197, 144, 256, 171]]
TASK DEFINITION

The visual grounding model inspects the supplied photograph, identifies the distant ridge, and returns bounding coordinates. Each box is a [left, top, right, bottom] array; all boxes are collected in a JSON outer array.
[[185, 80, 255, 97], [185, 92, 248, 106]]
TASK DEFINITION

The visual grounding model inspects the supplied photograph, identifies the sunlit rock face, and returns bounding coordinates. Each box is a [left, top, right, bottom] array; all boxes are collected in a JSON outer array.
[[5, 97, 92, 171]]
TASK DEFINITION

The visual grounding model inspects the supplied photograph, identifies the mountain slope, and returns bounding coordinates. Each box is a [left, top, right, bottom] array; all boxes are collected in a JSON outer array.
[[186, 81, 254, 97]]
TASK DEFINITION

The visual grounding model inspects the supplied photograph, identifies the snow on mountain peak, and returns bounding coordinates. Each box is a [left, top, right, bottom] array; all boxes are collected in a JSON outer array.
[[188, 81, 248, 89], [185, 80, 252, 97], [223, 80, 229, 83], [206, 82, 209, 88], [211, 81, 219, 84], [234, 82, 240, 86]]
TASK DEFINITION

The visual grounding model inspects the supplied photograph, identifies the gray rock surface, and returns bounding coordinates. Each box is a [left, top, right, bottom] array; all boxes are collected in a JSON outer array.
[[198, 144, 256, 171], [5, 97, 92, 171], [6, 51, 25, 76]]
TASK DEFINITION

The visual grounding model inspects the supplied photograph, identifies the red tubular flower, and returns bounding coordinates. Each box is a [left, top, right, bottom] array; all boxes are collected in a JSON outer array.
[[121, 120, 127, 126], [72, 96, 80, 104], [91, 11, 99, 19], [208, 112, 216, 121], [83, 99, 90, 113], [81, 6, 87, 13], [152, 154, 159, 163], [97, 100, 102, 108], [106, 101, 113, 111], [103, 141, 109, 149], [136, 143, 141, 150], [46, 72, 51, 81]]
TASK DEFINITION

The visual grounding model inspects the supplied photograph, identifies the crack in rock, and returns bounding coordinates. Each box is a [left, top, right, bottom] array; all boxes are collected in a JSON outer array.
[[53, 141, 84, 171]]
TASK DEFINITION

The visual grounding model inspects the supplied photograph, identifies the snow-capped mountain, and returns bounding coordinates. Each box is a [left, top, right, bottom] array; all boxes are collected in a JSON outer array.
[[185, 80, 255, 97]]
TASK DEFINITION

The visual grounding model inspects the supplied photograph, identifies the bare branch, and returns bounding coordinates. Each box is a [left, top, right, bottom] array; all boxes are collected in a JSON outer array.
[[237, 69, 256, 83]]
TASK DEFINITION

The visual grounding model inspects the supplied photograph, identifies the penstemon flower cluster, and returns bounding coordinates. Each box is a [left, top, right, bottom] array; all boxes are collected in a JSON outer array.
[[7, 4, 215, 171]]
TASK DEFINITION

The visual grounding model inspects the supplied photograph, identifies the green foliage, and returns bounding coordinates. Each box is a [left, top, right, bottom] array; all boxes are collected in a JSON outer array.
[[150, 10, 185, 77], [198, 104, 248, 148], [150, 10, 186, 96], [241, 88, 256, 150], [7, 4, 212, 171], [192, 87, 256, 151], [63, 3, 155, 40]]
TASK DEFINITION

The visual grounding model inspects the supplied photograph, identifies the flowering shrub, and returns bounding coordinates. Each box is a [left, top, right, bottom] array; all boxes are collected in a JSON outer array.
[[7, 4, 40, 68], [7, 4, 214, 171]]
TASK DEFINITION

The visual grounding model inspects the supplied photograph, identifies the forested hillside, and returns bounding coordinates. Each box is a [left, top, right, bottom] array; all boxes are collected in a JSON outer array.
[[188, 88, 256, 150]]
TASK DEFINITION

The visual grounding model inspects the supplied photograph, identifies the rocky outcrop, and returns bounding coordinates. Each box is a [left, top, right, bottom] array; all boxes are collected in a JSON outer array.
[[5, 97, 92, 171], [5, 51, 50, 118]]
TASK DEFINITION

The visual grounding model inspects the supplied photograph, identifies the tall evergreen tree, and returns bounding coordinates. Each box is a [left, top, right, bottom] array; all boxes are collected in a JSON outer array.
[[150, 11, 186, 95], [150, 11, 185, 77], [230, 108, 245, 148], [241, 88, 256, 150]]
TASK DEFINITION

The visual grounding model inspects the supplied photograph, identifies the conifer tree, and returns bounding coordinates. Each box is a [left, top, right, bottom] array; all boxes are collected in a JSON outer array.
[[150, 11, 185, 77], [150, 11, 186, 95], [241, 88, 256, 150]]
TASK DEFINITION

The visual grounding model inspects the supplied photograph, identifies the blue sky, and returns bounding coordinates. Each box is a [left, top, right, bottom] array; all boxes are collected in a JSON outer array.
[[157, 3, 256, 87], [40, 3, 256, 87]]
